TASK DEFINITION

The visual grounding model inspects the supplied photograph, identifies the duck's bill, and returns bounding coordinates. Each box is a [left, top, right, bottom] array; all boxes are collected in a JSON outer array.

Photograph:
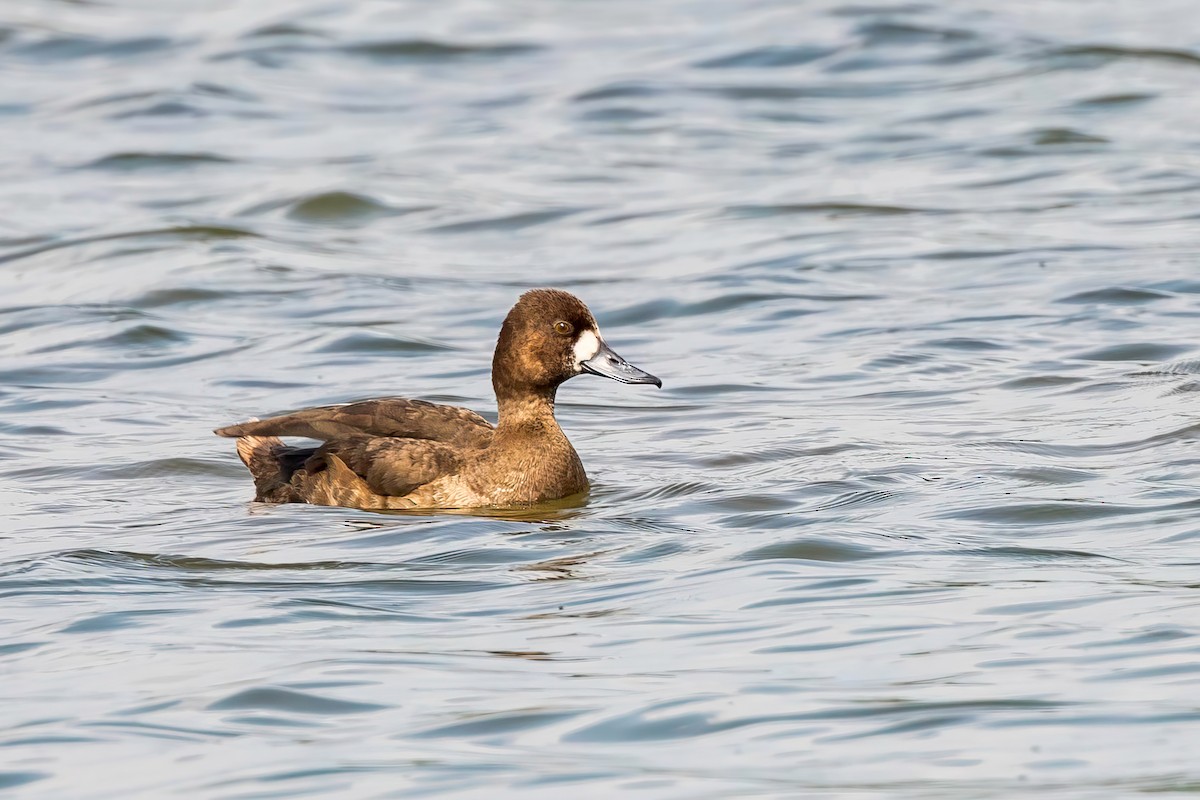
[[581, 341, 662, 387]]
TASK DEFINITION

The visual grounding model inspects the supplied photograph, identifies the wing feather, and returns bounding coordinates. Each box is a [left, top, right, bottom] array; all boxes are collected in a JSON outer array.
[[314, 435, 462, 497]]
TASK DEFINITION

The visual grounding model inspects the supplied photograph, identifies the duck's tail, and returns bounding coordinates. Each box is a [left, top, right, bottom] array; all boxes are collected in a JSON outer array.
[[218, 422, 400, 509], [232, 434, 312, 503]]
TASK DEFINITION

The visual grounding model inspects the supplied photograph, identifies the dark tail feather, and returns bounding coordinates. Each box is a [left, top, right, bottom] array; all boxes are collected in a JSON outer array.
[[233, 436, 316, 503]]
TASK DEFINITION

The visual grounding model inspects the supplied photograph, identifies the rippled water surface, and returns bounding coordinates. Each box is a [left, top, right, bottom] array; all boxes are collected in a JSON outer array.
[[5, 0, 1200, 797]]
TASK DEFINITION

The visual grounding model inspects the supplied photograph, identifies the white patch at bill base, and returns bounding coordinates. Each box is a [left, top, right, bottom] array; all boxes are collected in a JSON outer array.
[[573, 329, 602, 367]]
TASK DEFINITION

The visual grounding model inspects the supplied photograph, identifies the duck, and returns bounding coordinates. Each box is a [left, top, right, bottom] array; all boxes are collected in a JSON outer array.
[[215, 288, 661, 510]]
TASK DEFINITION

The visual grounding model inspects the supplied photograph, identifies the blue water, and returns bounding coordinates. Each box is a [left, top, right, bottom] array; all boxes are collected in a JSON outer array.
[[4, 0, 1200, 797]]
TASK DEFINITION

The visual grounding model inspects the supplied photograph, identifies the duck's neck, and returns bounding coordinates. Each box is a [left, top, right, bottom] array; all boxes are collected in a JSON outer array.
[[491, 385, 587, 501], [490, 333, 567, 438], [494, 387, 563, 438]]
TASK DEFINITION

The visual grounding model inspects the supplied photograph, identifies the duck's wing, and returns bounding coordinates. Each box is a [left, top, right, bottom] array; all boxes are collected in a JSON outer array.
[[215, 397, 493, 447], [234, 432, 464, 502], [311, 434, 463, 497]]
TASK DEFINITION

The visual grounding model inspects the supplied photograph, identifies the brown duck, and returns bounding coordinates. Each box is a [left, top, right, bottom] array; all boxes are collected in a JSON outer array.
[[215, 289, 661, 510]]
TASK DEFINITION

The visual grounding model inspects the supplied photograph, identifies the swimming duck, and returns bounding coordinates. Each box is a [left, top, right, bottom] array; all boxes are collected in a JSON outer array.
[[215, 289, 661, 510]]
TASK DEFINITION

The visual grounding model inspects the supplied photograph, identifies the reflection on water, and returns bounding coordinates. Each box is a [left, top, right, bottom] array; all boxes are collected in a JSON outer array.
[[4, 0, 1200, 796]]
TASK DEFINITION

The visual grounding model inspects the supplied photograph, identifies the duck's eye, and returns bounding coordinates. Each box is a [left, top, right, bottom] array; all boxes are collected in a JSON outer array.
[[553, 320, 574, 336]]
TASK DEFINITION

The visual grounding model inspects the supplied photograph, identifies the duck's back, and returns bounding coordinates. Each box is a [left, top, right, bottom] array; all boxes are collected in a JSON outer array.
[[215, 397, 493, 446]]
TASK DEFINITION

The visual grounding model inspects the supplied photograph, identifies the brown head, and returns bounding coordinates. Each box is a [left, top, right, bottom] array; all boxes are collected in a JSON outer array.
[[491, 289, 661, 406]]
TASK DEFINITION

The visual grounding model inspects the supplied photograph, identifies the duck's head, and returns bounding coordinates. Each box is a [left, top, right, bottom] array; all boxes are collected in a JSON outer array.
[[492, 288, 661, 401]]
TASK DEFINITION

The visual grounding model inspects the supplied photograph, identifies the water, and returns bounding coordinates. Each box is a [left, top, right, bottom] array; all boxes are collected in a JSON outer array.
[[4, 0, 1200, 796]]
